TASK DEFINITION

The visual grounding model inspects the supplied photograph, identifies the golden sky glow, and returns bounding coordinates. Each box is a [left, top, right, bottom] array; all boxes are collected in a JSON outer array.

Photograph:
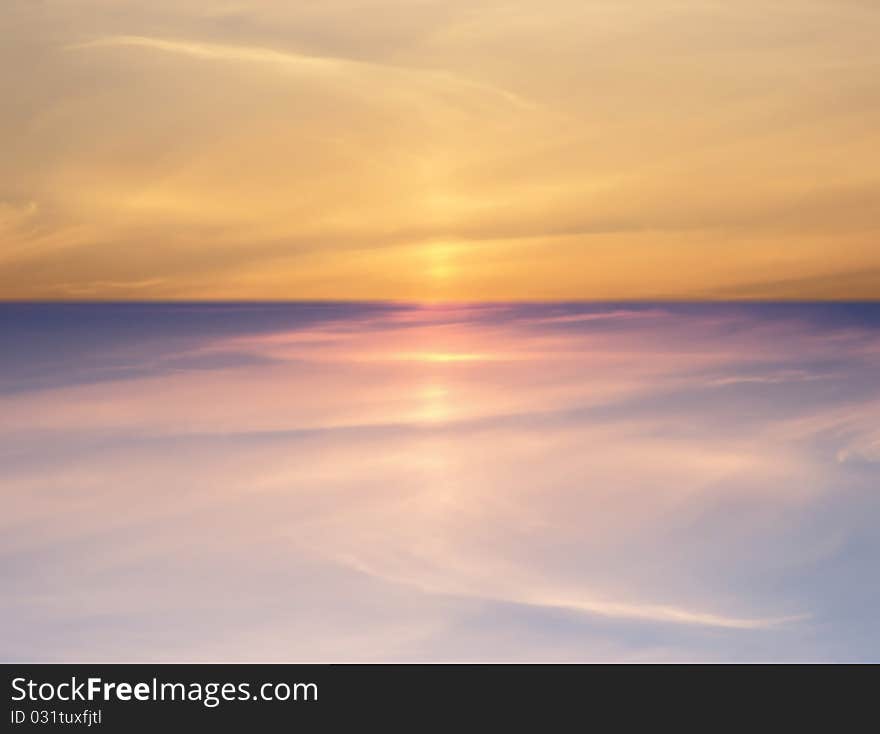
[[2, 0, 879, 299]]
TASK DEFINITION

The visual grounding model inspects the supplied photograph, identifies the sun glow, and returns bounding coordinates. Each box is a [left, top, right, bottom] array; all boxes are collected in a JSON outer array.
[[423, 243, 463, 284], [403, 352, 486, 363]]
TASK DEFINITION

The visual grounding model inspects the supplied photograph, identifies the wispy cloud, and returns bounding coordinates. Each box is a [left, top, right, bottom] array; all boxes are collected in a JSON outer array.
[[70, 34, 535, 109], [3, 1, 880, 298], [4, 304, 878, 660]]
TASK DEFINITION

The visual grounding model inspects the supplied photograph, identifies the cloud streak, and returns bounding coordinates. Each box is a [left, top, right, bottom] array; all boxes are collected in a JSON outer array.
[[71, 34, 535, 109]]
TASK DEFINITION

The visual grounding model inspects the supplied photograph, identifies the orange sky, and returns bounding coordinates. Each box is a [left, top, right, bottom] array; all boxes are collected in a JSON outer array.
[[2, 1, 879, 300]]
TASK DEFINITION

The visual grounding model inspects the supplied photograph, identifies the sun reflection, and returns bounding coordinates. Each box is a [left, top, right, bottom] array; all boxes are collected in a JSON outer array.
[[401, 351, 487, 363], [418, 384, 451, 423]]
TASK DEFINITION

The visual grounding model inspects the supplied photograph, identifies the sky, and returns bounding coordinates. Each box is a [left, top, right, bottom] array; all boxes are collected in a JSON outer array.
[[3, 0, 880, 300], [2, 302, 879, 661]]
